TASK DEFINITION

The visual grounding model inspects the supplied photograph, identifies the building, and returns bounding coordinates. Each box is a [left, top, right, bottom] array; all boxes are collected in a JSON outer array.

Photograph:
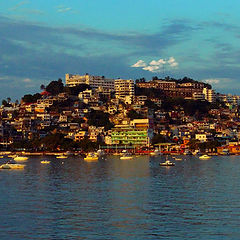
[[203, 88, 216, 103], [111, 119, 153, 147], [114, 79, 134, 103], [65, 73, 115, 91]]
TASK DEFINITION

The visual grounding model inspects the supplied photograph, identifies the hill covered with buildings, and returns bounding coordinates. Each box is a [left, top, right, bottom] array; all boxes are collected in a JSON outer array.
[[1, 73, 240, 154]]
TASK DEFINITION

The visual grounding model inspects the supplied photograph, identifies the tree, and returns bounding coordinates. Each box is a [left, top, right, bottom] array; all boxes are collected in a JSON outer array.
[[46, 79, 64, 95], [2, 99, 7, 106], [40, 84, 45, 90], [21, 93, 41, 103], [88, 110, 113, 130], [151, 134, 167, 144], [127, 109, 144, 120]]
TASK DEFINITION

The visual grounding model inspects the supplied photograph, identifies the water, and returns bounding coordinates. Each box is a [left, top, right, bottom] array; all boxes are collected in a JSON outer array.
[[1, 155, 240, 239]]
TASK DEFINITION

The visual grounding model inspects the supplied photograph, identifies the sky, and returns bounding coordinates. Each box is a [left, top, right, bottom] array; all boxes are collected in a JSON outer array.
[[1, 0, 240, 100]]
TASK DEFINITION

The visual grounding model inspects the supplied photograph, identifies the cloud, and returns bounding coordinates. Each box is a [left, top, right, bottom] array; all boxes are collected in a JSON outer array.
[[132, 57, 178, 72], [9, 1, 29, 11], [131, 60, 146, 67], [23, 78, 32, 83], [57, 6, 72, 13], [203, 79, 220, 85]]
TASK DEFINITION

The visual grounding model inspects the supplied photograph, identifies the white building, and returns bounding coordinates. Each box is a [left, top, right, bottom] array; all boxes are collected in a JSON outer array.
[[203, 88, 216, 103], [66, 73, 115, 91], [114, 79, 134, 103]]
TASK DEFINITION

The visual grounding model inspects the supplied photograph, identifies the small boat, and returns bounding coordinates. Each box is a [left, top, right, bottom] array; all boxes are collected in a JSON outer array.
[[150, 149, 161, 156], [0, 163, 25, 169], [56, 155, 67, 159], [120, 155, 133, 160], [120, 152, 133, 160], [13, 156, 28, 162], [97, 149, 105, 157], [160, 160, 175, 166], [84, 153, 99, 162], [175, 158, 182, 161], [41, 160, 51, 164], [199, 154, 211, 159]]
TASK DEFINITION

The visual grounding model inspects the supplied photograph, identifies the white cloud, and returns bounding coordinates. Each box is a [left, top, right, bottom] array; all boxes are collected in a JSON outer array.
[[23, 78, 32, 83], [57, 7, 72, 13], [131, 57, 178, 72], [131, 60, 146, 67], [204, 79, 220, 85], [143, 65, 160, 72], [9, 1, 29, 11]]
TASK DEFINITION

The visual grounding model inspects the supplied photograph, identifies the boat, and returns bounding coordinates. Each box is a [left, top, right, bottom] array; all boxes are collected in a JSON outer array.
[[199, 154, 211, 159], [41, 160, 51, 164], [84, 153, 99, 162], [120, 152, 133, 160], [160, 160, 175, 166], [56, 155, 68, 159], [97, 149, 105, 157], [13, 156, 28, 162], [0, 163, 25, 169], [150, 149, 161, 156]]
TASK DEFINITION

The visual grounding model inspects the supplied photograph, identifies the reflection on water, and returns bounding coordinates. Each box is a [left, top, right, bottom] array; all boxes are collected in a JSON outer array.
[[1, 155, 240, 239]]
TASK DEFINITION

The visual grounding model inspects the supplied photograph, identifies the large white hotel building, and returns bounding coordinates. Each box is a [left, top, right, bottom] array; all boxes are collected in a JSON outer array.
[[65, 73, 134, 102]]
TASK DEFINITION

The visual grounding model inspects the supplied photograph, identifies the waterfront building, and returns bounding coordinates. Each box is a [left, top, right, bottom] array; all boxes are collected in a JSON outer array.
[[111, 119, 153, 147]]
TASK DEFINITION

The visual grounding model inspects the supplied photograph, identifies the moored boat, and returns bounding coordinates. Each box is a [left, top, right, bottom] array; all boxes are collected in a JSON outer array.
[[13, 156, 28, 162], [150, 149, 161, 156], [199, 154, 211, 159], [56, 155, 68, 159], [120, 154, 133, 160], [84, 153, 99, 162], [160, 160, 175, 166], [0, 163, 25, 169], [41, 160, 51, 164]]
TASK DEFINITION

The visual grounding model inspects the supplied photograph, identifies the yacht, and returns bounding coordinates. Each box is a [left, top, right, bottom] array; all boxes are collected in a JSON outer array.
[[160, 160, 175, 166], [120, 151, 133, 160], [0, 163, 25, 169], [13, 156, 28, 162], [199, 154, 211, 159], [84, 153, 99, 162], [56, 155, 68, 159], [41, 160, 51, 164], [97, 149, 105, 157], [150, 149, 161, 156]]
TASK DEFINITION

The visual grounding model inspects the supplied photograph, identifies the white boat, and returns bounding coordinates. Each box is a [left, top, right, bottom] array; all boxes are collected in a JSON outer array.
[[120, 152, 133, 160], [41, 160, 51, 164], [84, 153, 99, 162], [160, 160, 175, 166], [56, 155, 68, 159], [13, 156, 28, 162], [97, 149, 105, 157], [0, 163, 25, 169], [199, 154, 211, 159], [150, 149, 161, 156]]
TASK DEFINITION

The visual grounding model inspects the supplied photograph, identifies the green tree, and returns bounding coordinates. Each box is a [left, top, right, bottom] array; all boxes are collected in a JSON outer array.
[[46, 78, 64, 95], [127, 109, 143, 120], [88, 110, 113, 130], [2, 99, 7, 106]]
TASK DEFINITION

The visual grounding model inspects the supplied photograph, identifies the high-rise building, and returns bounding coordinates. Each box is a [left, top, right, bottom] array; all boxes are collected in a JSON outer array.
[[65, 73, 115, 91], [203, 88, 216, 103], [114, 79, 134, 103]]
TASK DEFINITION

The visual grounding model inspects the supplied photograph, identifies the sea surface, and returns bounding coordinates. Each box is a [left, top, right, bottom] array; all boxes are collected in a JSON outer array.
[[0, 154, 240, 240]]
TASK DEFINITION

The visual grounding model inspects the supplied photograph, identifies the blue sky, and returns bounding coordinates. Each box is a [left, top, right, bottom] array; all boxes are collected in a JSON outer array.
[[1, 0, 240, 100]]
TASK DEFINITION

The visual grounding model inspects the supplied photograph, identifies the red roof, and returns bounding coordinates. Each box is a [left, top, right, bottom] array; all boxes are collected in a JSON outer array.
[[40, 91, 51, 96]]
